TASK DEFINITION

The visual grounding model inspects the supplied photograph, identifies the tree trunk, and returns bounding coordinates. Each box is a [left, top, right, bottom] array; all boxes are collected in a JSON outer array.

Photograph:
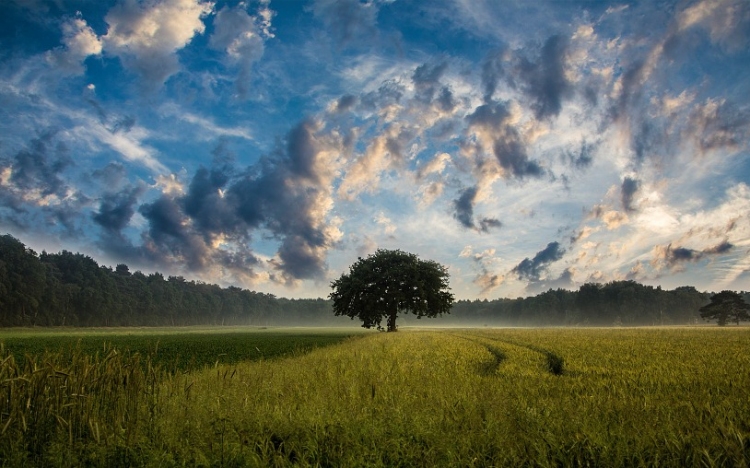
[[387, 308, 398, 332]]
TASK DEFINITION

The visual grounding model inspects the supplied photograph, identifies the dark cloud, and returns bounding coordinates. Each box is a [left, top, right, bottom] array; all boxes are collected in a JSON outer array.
[[705, 241, 733, 255], [128, 117, 336, 281], [514, 35, 571, 120], [93, 185, 144, 233], [481, 49, 507, 103], [335, 94, 357, 113], [466, 102, 543, 179], [0, 131, 87, 237], [277, 235, 325, 281], [621, 177, 640, 212], [182, 165, 239, 237], [512, 241, 565, 281], [563, 140, 596, 170], [493, 134, 543, 178], [412, 61, 447, 104], [452, 186, 502, 232], [453, 186, 477, 229], [656, 241, 734, 269], [478, 217, 502, 232], [140, 196, 188, 245], [5, 130, 72, 198], [436, 87, 456, 112]]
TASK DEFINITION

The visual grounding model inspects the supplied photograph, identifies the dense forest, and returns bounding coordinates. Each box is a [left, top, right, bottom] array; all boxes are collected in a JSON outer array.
[[0, 234, 743, 327]]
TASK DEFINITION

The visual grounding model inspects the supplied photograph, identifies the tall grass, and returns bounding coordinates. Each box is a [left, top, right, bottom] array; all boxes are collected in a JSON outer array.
[[0, 345, 162, 466], [1, 328, 749, 466]]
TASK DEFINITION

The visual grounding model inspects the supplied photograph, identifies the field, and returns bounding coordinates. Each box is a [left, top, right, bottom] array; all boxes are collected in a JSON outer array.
[[1, 327, 749, 467]]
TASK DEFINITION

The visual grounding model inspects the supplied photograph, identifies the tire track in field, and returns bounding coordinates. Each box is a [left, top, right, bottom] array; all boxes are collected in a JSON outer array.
[[452, 331, 565, 376], [450, 334, 507, 376]]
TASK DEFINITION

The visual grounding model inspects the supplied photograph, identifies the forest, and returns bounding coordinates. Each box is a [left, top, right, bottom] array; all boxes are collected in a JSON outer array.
[[0, 234, 743, 327]]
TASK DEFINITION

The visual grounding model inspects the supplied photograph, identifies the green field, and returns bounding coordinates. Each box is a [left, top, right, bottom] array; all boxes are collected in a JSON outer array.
[[0, 327, 363, 371], [1, 327, 749, 467]]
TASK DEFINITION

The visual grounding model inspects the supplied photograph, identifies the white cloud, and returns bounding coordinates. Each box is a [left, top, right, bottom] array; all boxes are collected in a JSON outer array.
[[161, 104, 254, 140], [102, 0, 214, 86], [47, 16, 103, 75], [76, 120, 168, 174]]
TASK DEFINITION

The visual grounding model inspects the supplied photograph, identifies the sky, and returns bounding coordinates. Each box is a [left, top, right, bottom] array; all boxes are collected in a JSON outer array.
[[1, 0, 749, 300]]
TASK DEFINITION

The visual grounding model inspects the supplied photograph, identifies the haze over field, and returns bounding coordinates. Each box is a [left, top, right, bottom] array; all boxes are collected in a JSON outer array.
[[1, 0, 749, 300]]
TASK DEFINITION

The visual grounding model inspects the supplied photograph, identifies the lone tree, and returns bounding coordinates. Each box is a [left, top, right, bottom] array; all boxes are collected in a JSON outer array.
[[700, 290, 750, 326], [330, 249, 454, 332]]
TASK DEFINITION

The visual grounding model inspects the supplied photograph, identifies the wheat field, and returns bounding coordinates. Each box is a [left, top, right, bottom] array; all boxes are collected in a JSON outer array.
[[1, 327, 749, 466]]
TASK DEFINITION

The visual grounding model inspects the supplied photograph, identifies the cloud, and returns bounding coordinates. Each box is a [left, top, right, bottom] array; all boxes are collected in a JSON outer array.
[[480, 48, 507, 103], [513, 34, 572, 120], [465, 102, 543, 180], [334, 94, 357, 113], [102, 0, 213, 87], [412, 61, 448, 104], [621, 176, 640, 212], [416, 152, 451, 180], [312, 0, 379, 45], [209, 1, 274, 97], [511, 241, 565, 281], [126, 117, 343, 283], [685, 98, 749, 155], [453, 186, 477, 229], [81, 122, 168, 173], [2, 130, 72, 201], [47, 16, 103, 75], [0, 131, 89, 236], [562, 140, 596, 170], [525, 267, 575, 294], [338, 123, 412, 200], [461, 246, 504, 295], [93, 184, 145, 233], [678, 0, 750, 52], [651, 241, 734, 271], [452, 185, 501, 233], [375, 211, 396, 235]]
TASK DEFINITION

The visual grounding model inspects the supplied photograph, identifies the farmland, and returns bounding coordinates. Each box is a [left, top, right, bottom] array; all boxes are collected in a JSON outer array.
[[1, 327, 749, 467]]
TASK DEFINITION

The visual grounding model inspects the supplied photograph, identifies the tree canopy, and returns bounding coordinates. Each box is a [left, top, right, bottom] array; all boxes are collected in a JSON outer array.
[[699, 291, 750, 326], [329, 249, 454, 331]]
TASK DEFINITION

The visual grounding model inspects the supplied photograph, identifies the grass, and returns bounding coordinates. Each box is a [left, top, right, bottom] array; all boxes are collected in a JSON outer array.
[[1, 327, 749, 466], [0, 327, 362, 371]]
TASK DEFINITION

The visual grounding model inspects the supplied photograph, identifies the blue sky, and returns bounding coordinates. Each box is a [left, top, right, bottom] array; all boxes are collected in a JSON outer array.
[[1, 0, 749, 299]]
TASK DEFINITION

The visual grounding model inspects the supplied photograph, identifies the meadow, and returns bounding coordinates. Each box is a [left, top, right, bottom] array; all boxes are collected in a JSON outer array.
[[1, 327, 749, 467]]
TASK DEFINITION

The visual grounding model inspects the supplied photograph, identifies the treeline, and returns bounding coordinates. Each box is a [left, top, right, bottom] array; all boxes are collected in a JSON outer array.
[[0, 234, 337, 327], [449, 283, 720, 327], [0, 234, 740, 327]]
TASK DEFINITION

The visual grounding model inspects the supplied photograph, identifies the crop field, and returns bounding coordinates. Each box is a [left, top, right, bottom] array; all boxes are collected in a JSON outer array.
[[1, 327, 749, 467], [0, 327, 361, 371]]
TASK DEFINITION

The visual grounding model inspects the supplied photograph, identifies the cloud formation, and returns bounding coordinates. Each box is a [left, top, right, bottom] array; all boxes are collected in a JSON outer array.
[[102, 0, 213, 86], [511, 242, 565, 281], [1, 0, 749, 299]]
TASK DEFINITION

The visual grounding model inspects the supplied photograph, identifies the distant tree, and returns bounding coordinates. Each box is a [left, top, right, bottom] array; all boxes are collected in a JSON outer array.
[[700, 291, 750, 326], [330, 249, 454, 332]]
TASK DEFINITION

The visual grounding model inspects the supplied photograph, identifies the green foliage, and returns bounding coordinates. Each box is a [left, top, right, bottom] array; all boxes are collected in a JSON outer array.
[[451, 281, 710, 326], [0, 234, 337, 327], [330, 249, 454, 331], [700, 290, 750, 326]]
